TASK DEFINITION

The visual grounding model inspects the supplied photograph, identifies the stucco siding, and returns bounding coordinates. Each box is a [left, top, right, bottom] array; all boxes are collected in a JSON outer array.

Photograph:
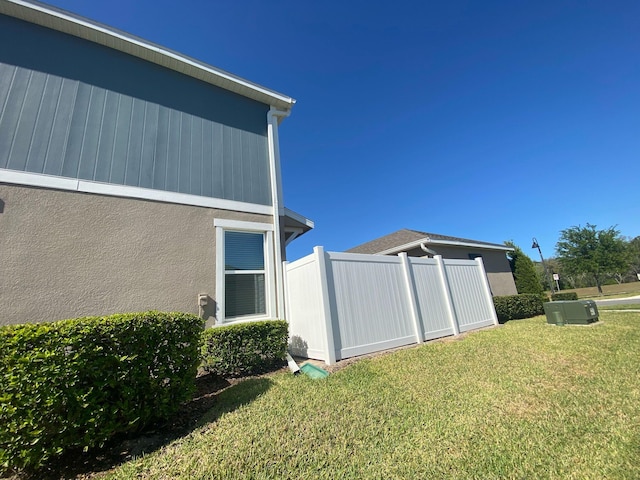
[[0, 183, 272, 326], [0, 14, 271, 206], [486, 272, 518, 297]]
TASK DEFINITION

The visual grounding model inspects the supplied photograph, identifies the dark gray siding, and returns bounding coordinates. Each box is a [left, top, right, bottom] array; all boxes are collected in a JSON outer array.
[[0, 15, 272, 206]]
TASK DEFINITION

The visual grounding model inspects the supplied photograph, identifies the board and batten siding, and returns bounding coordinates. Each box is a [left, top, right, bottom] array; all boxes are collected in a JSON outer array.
[[0, 14, 271, 206]]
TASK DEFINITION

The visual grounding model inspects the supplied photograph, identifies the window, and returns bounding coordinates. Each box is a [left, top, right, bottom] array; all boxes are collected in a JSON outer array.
[[214, 219, 274, 323], [224, 231, 266, 318]]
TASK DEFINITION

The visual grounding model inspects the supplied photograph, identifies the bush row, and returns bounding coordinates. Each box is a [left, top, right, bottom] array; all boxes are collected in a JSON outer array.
[[1, 314, 289, 473], [0, 312, 204, 472], [201, 320, 288, 377], [550, 292, 579, 301], [493, 294, 545, 323]]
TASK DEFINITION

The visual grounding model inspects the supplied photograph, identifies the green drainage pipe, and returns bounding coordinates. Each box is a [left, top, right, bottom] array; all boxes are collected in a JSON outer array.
[[300, 363, 329, 379]]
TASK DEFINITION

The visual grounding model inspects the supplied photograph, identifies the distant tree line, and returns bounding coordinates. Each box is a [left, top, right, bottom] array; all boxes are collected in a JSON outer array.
[[507, 224, 639, 295]]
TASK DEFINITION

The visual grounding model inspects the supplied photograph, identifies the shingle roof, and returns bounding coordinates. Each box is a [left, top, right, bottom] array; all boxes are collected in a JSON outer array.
[[346, 229, 510, 254]]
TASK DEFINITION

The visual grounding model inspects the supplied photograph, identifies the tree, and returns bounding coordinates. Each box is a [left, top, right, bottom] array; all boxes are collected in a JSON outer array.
[[505, 241, 544, 295], [555, 224, 628, 294], [626, 236, 640, 280]]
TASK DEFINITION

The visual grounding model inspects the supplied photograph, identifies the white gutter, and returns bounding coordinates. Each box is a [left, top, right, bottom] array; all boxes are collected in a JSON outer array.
[[267, 107, 289, 320], [424, 238, 514, 251], [377, 237, 513, 256]]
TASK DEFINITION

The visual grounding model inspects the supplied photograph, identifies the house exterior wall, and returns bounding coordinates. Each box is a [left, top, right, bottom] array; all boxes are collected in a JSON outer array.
[[404, 245, 517, 296], [0, 14, 271, 206], [0, 183, 272, 326]]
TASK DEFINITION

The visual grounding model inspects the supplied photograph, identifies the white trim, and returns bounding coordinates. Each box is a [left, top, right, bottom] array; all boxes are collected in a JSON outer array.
[[284, 227, 303, 247], [215, 225, 225, 324], [0, 0, 295, 111], [267, 108, 286, 320], [284, 207, 315, 229], [376, 237, 513, 255], [0, 169, 273, 215], [214, 221, 276, 324], [426, 238, 513, 251], [213, 218, 273, 231]]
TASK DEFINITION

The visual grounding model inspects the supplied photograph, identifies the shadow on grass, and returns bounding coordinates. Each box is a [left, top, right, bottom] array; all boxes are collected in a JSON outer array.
[[24, 374, 274, 480]]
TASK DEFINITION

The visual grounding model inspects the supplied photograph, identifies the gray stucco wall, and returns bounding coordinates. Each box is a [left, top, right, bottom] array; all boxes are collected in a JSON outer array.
[[404, 245, 517, 296], [0, 14, 271, 205], [0, 183, 272, 326]]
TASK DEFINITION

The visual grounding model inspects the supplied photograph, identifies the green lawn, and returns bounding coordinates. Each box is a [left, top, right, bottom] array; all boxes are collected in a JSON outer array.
[[555, 281, 640, 300], [104, 313, 640, 480], [599, 303, 640, 311]]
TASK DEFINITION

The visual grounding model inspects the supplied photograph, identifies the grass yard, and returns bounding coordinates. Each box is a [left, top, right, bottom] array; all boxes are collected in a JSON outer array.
[[102, 313, 640, 480], [599, 304, 640, 311], [557, 281, 640, 300]]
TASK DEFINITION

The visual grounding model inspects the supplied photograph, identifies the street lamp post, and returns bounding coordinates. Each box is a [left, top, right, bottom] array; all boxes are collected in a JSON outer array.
[[532, 237, 555, 295]]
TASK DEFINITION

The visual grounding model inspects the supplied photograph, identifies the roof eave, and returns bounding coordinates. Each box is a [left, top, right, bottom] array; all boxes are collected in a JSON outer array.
[[376, 238, 513, 255], [0, 0, 296, 111]]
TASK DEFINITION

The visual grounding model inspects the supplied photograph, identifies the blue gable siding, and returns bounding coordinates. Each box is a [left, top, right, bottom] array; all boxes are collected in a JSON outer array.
[[0, 14, 272, 206]]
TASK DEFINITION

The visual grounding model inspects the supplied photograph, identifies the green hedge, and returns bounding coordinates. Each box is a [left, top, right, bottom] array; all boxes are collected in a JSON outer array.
[[0, 311, 204, 472], [201, 320, 288, 377], [493, 294, 545, 323], [551, 292, 579, 301]]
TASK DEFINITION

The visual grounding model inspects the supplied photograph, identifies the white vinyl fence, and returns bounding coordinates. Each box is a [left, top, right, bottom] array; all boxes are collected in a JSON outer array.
[[285, 247, 498, 365]]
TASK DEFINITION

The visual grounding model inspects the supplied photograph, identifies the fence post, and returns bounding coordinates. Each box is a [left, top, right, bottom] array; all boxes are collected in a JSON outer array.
[[314, 246, 337, 365], [435, 255, 459, 336], [282, 260, 290, 322], [474, 256, 499, 326], [399, 253, 423, 344]]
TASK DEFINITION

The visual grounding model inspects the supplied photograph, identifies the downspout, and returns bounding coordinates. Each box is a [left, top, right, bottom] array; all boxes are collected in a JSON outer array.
[[267, 107, 290, 320], [420, 242, 438, 257]]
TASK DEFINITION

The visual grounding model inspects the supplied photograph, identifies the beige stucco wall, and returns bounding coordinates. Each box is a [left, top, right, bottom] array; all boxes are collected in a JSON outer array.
[[0, 184, 272, 326], [404, 245, 517, 296]]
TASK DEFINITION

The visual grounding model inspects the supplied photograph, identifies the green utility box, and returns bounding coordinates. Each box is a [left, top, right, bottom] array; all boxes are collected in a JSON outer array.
[[543, 300, 599, 325]]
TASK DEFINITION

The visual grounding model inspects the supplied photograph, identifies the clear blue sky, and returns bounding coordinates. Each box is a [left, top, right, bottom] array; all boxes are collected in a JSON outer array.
[[45, 0, 640, 261]]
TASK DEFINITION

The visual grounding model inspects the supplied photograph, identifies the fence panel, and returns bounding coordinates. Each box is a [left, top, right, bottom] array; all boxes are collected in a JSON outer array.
[[285, 251, 498, 365], [327, 252, 416, 359], [284, 254, 327, 361], [443, 259, 496, 332], [409, 258, 457, 340]]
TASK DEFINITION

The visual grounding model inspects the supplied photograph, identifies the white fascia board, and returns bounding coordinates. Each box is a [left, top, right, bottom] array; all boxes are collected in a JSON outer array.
[[376, 238, 513, 255], [1, 169, 273, 216], [0, 0, 296, 111], [213, 218, 273, 231], [283, 207, 315, 229], [426, 238, 514, 252]]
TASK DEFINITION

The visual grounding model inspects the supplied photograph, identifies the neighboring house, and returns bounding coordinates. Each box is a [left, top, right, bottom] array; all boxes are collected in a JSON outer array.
[[347, 229, 517, 296], [0, 0, 312, 326]]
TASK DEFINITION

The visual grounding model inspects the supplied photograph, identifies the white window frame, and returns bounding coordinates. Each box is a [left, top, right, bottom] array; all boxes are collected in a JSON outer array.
[[214, 219, 275, 324]]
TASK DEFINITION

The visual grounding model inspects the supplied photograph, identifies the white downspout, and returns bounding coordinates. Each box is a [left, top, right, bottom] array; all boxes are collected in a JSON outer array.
[[267, 107, 290, 320], [420, 242, 438, 257]]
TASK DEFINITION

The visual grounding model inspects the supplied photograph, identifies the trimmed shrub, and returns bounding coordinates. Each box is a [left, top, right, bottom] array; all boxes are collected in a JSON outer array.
[[0, 311, 204, 472], [201, 320, 288, 378], [551, 292, 579, 301], [493, 294, 545, 323]]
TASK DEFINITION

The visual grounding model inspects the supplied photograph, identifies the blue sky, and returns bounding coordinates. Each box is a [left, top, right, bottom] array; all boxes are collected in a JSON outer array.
[[45, 0, 640, 261]]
